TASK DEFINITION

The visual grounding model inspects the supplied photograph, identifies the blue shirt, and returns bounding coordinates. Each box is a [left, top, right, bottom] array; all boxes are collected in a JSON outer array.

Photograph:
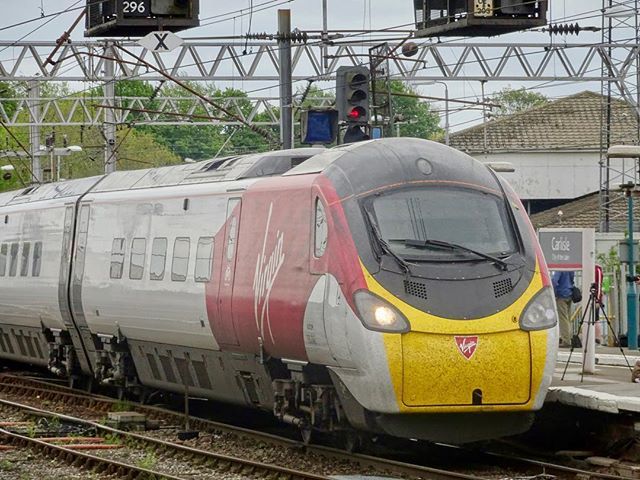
[[552, 271, 574, 299]]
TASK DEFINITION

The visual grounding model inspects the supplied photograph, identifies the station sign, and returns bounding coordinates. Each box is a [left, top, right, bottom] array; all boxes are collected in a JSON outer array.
[[538, 230, 583, 270]]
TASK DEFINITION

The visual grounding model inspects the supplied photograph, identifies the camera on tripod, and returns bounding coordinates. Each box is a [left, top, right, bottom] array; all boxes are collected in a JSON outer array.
[[589, 282, 598, 295]]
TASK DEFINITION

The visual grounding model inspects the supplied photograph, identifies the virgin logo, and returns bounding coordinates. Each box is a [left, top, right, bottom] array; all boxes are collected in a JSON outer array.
[[253, 202, 285, 344], [454, 336, 478, 360]]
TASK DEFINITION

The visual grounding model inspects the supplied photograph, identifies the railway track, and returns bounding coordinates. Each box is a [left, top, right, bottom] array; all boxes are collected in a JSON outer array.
[[0, 372, 635, 480]]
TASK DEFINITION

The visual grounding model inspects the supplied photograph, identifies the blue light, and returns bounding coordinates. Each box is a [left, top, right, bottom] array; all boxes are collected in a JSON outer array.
[[302, 109, 338, 144]]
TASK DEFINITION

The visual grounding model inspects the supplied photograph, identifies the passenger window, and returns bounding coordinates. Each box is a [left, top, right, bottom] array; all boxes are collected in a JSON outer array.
[[150, 237, 167, 281], [32, 242, 42, 277], [129, 238, 146, 280], [9, 242, 19, 277], [314, 198, 328, 257], [20, 242, 30, 276], [110, 238, 126, 279], [195, 237, 214, 282], [0, 243, 7, 276], [171, 237, 190, 282]]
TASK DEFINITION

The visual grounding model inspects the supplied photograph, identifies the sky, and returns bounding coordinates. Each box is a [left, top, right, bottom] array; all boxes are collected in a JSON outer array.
[[0, 0, 630, 133]]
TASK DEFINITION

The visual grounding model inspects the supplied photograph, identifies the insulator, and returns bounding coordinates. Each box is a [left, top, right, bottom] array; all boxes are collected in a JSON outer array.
[[546, 23, 589, 36]]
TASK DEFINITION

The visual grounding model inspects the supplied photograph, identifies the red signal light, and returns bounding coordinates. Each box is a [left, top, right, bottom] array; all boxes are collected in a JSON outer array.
[[347, 106, 366, 120]]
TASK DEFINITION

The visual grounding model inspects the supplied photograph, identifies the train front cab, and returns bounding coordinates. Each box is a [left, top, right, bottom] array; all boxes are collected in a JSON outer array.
[[329, 173, 558, 443]]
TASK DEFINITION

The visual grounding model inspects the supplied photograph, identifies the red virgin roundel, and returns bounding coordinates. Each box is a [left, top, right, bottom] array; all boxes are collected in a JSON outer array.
[[454, 336, 478, 360]]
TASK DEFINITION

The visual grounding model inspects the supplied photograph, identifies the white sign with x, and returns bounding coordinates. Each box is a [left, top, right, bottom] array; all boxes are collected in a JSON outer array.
[[138, 31, 184, 53]]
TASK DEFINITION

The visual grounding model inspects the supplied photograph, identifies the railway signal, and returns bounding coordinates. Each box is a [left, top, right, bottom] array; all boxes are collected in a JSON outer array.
[[413, 0, 547, 38], [85, 0, 199, 37], [336, 66, 371, 126]]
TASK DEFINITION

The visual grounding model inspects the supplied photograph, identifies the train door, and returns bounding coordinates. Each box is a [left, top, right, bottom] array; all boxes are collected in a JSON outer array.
[[58, 204, 93, 375], [215, 198, 241, 346], [68, 203, 99, 372]]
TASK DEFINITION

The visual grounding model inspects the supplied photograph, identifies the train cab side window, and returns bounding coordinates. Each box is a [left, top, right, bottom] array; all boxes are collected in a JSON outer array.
[[9, 242, 19, 277], [20, 242, 30, 277], [150, 237, 168, 281], [0, 243, 7, 276], [130, 238, 146, 280], [171, 237, 190, 282], [314, 198, 328, 257], [195, 237, 214, 282], [110, 238, 126, 279], [32, 242, 42, 277]]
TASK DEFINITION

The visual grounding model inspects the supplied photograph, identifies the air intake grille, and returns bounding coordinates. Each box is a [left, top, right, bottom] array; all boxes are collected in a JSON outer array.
[[404, 280, 428, 300], [493, 278, 513, 298]]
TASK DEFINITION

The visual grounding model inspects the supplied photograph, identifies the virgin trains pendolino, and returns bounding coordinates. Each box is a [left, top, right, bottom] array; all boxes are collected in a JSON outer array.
[[0, 138, 558, 444]]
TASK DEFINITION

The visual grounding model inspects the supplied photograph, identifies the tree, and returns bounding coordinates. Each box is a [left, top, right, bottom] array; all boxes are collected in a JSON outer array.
[[488, 87, 548, 118]]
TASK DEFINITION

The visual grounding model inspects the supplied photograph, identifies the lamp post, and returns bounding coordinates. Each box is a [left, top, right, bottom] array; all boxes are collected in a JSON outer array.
[[413, 80, 449, 145], [608, 145, 640, 350]]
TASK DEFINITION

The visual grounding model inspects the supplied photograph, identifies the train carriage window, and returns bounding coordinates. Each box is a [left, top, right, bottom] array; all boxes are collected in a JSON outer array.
[[195, 237, 214, 282], [9, 242, 19, 277], [0, 243, 6, 276], [129, 238, 146, 280], [314, 198, 328, 257], [110, 238, 126, 279], [171, 237, 190, 282], [150, 238, 168, 281], [32, 242, 42, 277], [20, 242, 30, 276]]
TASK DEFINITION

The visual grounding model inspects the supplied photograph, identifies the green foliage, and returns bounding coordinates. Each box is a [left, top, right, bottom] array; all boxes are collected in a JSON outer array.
[[0, 82, 19, 119], [488, 86, 548, 118], [137, 451, 157, 470], [104, 433, 122, 446], [597, 247, 621, 273], [0, 460, 15, 471], [111, 399, 133, 412]]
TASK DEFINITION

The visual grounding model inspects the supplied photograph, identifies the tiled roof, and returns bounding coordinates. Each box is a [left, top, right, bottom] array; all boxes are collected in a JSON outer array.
[[530, 191, 640, 232], [450, 91, 639, 153]]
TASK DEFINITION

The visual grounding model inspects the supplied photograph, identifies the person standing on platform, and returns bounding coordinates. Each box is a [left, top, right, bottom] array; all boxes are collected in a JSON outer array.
[[552, 270, 575, 348]]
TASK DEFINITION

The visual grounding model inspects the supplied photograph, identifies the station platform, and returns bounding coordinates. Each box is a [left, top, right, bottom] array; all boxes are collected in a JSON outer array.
[[548, 346, 640, 414]]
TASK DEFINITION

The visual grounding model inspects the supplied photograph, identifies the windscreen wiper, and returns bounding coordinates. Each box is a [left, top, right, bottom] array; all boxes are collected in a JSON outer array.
[[404, 238, 509, 271], [364, 211, 412, 275]]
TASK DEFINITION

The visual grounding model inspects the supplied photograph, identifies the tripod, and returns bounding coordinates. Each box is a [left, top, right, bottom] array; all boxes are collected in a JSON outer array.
[[561, 283, 633, 382]]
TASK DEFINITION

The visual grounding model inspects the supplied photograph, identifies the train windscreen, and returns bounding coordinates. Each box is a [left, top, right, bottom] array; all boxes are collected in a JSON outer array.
[[370, 187, 517, 259]]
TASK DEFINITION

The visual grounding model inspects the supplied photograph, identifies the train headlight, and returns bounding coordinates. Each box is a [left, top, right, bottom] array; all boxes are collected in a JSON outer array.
[[520, 287, 558, 331], [354, 290, 410, 333]]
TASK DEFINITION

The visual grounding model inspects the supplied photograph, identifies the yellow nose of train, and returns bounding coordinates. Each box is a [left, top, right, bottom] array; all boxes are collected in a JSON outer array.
[[363, 266, 556, 413]]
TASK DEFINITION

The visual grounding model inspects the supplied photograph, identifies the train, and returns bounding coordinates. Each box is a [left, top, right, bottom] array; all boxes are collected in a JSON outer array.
[[0, 137, 557, 445]]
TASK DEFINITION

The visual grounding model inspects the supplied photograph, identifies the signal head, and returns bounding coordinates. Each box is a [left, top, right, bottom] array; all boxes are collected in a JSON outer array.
[[336, 66, 370, 125]]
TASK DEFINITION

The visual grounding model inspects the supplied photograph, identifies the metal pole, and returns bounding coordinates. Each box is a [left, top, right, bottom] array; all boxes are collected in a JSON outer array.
[[28, 81, 41, 183], [104, 41, 117, 173], [481, 80, 487, 153], [278, 10, 293, 150], [628, 187, 638, 349], [442, 82, 450, 146], [322, 0, 328, 73]]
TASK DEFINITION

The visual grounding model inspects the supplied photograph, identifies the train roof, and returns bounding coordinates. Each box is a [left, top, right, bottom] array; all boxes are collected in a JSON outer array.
[[0, 147, 325, 206], [0, 138, 499, 208]]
